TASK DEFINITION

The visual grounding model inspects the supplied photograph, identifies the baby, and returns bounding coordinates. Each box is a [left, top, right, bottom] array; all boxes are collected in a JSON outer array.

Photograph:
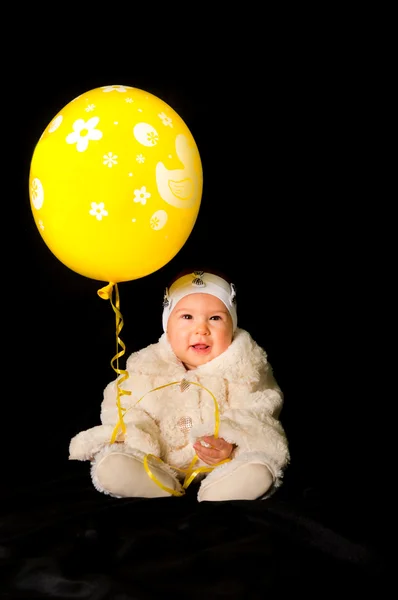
[[69, 271, 290, 501]]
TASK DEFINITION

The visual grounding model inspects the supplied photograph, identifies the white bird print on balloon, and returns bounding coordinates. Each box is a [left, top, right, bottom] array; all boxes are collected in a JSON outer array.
[[156, 134, 201, 209]]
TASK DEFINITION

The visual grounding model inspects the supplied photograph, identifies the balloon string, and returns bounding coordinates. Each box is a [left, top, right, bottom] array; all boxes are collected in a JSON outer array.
[[98, 282, 131, 443], [119, 380, 228, 495]]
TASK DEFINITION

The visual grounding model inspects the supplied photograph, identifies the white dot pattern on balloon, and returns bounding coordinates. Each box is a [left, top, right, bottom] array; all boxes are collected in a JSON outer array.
[[134, 123, 159, 147], [31, 178, 44, 210], [150, 210, 168, 230], [48, 115, 63, 133]]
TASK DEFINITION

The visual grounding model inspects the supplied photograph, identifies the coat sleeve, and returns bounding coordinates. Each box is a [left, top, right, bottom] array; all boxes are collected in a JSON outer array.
[[69, 377, 161, 461], [217, 368, 290, 484]]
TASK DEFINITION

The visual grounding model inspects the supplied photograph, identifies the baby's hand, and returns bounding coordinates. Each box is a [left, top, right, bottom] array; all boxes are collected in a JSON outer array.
[[193, 436, 234, 466]]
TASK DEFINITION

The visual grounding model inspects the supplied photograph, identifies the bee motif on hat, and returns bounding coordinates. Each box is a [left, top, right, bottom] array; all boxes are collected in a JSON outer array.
[[192, 271, 205, 287], [162, 288, 170, 307], [230, 282, 237, 304]]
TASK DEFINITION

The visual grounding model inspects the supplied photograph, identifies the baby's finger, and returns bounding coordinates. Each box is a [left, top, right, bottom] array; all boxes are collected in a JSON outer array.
[[194, 449, 220, 466], [194, 445, 221, 459], [202, 447, 221, 459], [194, 448, 210, 463]]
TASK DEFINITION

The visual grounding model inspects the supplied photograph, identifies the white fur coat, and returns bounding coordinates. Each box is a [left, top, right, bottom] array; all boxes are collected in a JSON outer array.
[[69, 328, 290, 489]]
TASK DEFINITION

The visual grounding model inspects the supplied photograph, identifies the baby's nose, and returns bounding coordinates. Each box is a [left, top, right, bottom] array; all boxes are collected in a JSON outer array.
[[196, 320, 210, 334]]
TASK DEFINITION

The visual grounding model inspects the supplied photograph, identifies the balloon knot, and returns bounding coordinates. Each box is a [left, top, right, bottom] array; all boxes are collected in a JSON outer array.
[[98, 282, 115, 300]]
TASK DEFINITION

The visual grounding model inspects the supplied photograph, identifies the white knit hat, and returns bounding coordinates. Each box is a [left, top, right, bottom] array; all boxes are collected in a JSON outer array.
[[162, 271, 237, 332]]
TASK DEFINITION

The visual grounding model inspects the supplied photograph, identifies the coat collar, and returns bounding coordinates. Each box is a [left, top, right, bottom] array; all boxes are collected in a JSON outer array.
[[129, 328, 269, 386]]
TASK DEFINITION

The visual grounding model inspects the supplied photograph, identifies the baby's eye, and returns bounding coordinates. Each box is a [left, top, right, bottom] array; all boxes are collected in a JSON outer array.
[[210, 315, 221, 321], [181, 314, 192, 319]]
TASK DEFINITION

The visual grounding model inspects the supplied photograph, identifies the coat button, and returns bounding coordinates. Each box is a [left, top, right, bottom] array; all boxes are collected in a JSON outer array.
[[177, 416, 193, 433]]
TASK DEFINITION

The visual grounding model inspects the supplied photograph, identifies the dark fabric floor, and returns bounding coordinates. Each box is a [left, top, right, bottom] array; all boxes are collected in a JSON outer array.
[[0, 460, 389, 599]]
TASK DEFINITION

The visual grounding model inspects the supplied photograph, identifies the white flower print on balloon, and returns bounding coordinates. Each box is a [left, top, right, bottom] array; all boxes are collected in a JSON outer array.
[[89, 202, 108, 221], [103, 152, 118, 168], [66, 117, 103, 153], [133, 186, 151, 205], [102, 85, 128, 93], [134, 123, 159, 147], [158, 112, 173, 128], [31, 178, 44, 210]]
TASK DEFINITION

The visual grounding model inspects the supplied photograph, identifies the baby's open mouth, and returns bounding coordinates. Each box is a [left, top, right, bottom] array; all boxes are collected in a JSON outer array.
[[191, 344, 210, 353]]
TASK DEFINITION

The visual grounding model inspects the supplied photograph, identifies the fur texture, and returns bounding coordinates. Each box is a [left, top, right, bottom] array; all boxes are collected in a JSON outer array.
[[69, 328, 290, 492]]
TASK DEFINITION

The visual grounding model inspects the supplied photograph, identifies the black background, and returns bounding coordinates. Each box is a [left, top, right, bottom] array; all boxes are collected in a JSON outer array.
[[6, 25, 386, 551]]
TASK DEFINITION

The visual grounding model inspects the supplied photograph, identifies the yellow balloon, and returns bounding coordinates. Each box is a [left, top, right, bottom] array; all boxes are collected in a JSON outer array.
[[29, 84, 203, 283]]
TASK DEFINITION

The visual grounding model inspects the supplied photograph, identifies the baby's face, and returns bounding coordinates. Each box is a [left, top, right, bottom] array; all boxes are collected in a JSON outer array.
[[167, 293, 234, 370]]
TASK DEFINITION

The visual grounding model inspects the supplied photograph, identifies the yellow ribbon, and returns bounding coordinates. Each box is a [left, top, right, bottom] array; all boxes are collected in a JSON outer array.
[[143, 454, 231, 497], [127, 380, 230, 496], [98, 282, 131, 443]]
